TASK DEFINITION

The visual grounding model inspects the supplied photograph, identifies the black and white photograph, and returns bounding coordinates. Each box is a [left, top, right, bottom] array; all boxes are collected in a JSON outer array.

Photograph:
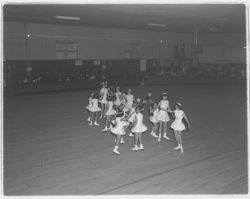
[[1, 0, 249, 197]]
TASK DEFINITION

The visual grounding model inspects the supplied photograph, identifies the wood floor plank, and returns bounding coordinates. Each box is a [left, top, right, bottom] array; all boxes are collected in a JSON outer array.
[[4, 85, 248, 195]]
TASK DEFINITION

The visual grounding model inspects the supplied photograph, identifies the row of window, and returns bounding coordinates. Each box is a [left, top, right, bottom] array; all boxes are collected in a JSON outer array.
[[56, 42, 78, 60]]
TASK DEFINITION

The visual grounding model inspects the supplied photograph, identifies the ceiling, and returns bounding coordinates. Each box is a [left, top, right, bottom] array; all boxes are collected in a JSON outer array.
[[3, 4, 246, 33]]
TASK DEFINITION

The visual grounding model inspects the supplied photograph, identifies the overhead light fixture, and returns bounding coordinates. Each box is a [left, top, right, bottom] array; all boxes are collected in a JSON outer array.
[[209, 28, 223, 32], [55, 15, 80, 21], [147, 23, 166, 27]]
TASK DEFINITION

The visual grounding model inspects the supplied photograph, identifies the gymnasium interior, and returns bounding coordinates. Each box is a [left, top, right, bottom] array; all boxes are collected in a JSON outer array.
[[3, 3, 248, 195]]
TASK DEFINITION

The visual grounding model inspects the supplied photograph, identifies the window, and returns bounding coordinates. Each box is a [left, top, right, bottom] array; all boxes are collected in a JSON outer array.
[[56, 42, 78, 60]]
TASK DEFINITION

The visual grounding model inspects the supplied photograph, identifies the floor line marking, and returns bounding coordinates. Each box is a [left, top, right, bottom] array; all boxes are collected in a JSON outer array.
[[96, 146, 246, 195]]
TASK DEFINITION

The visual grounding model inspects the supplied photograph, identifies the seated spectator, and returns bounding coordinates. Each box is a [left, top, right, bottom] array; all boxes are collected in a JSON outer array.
[[78, 73, 85, 80], [89, 73, 96, 80], [101, 75, 107, 81], [85, 73, 90, 79], [23, 77, 29, 84], [32, 76, 42, 84]]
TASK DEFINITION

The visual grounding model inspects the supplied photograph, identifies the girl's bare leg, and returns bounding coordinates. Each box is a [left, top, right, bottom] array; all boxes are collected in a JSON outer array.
[[88, 112, 93, 124], [94, 112, 100, 126], [163, 122, 170, 140], [120, 135, 125, 144], [174, 130, 180, 149], [138, 133, 144, 150], [132, 133, 139, 151], [152, 123, 158, 137], [113, 135, 121, 154], [102, 115, 109, 131], [100, 103, 104, 118], [178, 131, 184, 153], [158, 122, 162, 142], [115, 134, 121, 146], [89, 112, 95, 125], [87, 112, 91, 122], [152, 123, 156, 132], [107, 115, 112, 129], [138, 133, 142, 145]]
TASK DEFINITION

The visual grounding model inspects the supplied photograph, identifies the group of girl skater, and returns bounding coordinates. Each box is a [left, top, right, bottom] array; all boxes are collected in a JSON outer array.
[[86, 81, 190, 155]]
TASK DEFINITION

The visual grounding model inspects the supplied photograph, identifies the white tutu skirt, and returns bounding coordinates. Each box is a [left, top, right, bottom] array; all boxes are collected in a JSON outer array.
[[111, 123, 129, 135], [124, 103, 133, 112], [91, 106, 101, 112], [111, 128, 126, 135], [156, 110, 170, 122], [131, 124, 148, 133], [105, 109, 117, 116], [114, 100, 121, 106], [86, 105, 92, 111], [99, 99, 107, 104], [171, 120, 185, 131], [150, 116, 159, 123]]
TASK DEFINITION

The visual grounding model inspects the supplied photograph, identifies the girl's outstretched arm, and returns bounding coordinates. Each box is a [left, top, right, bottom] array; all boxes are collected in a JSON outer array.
[[167, 105, 175, 118], [167, 105, 174, 113], [157, 101, 161, 108], [168, 109, 175, 120], [121, 117, 128, 122], [128, 110, 135, 118]]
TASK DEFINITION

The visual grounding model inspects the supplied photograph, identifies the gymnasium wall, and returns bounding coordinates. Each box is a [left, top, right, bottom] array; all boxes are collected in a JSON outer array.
[[4, 21, 246, 62], [198, 46, 246, 63]]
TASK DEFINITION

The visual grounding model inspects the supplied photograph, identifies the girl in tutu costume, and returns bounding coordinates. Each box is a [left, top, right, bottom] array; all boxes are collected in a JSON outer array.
[[86, 92, 94, 123], [124, 89, 135, 115], [168, 102, 190, 154], [131, 105, 148, 151], [146, 92, 154, 104], [119, 92, 127, 111], [146, 92, 154, 114], [89, 93, 101, 126], [110, 110, 129, 155], [102, 95, 117, 132], [149, 102, 159, 138], [157, 92, 171, 142], [114, 86, 123, 107], [99, 82, 109, 119], [127, 99, 139, 137]]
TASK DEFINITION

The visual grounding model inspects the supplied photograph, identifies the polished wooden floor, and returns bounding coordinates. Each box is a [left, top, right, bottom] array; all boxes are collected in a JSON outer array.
[[4, 85, 248, 195]]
